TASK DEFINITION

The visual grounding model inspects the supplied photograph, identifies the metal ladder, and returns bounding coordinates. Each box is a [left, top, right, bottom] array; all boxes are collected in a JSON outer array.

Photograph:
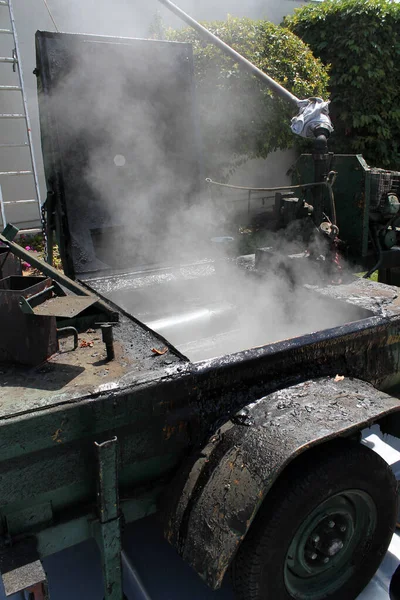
[[0, 0, 42, 230]]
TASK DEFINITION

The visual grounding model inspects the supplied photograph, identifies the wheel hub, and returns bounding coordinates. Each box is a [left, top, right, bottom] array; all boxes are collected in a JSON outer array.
[[284, 490, 377, 599], [307, 516, 347, 561]]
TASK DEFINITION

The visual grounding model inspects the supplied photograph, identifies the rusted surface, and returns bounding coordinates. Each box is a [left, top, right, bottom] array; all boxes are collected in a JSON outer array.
[[311, 278, 400, 315], [1, 277, 400, 428], [164, 377, 400, 589], [0, 248, 21, 279], [88, 261, 378, 363], [0, 314, 185, 419], [32, 295, 96, 317], [0, 276, 58, 366], [2, 270, 400, 588]]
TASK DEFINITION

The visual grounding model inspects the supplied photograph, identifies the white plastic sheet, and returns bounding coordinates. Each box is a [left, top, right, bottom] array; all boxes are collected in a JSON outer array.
[[291, 98, 334, 138]]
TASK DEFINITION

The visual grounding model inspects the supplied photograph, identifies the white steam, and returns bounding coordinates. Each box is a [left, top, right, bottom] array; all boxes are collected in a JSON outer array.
[[45, 28, 367, 362]]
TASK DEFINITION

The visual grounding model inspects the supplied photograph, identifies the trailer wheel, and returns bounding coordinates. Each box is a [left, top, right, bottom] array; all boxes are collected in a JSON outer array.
[[233, 439, 397, 600]]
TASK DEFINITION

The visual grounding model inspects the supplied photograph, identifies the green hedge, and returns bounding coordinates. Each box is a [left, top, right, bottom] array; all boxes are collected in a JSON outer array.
[[166, 17, 329, 178], [285, 0, 400, 169]]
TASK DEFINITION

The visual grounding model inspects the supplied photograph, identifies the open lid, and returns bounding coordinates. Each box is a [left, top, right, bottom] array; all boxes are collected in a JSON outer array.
[[36, 31, 203, 279]]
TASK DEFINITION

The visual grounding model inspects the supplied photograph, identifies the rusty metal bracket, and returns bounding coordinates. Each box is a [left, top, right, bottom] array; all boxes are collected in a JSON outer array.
[[56, 327, 78, 351], [18, 284, 55, 315], [0, 227, 118, 321], [93, 437, 124, 600], [19, 283, 97, 318]]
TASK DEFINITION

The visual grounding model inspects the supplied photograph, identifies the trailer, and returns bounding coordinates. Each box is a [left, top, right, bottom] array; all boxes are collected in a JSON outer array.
[[1, 4, 400, 599]]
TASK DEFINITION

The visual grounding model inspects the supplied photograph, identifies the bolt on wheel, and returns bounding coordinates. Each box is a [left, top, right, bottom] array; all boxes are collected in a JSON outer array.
[[284, 491, 377, 599], [233, 440, 397, 600]]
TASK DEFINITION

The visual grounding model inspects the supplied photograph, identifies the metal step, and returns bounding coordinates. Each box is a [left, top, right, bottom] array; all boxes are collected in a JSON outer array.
[[0, 85, 22, 91], [0, 29, 12, 34], [0, 113, 26, 119], [0, 2, 9, 6], [0, 170, 32, 176], [0, 57, 17, 63]]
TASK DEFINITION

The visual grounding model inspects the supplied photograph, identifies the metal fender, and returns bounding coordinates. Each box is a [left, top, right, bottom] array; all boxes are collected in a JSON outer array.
[[163, 376, 400, 589]]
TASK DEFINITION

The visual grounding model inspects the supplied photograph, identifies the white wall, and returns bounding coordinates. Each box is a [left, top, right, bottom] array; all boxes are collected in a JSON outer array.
[[0, 0, 306, 229]]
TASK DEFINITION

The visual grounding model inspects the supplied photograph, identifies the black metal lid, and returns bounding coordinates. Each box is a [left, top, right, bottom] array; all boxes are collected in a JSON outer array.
[[36, 31, 202, 278]]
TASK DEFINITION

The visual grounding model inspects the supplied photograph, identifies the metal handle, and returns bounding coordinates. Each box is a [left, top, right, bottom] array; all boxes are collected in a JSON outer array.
[[57, 326, 78, 351], [158, 0, 300, 107]]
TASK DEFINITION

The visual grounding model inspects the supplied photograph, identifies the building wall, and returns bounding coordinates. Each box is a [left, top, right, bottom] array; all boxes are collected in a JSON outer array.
[[0, 0, 306, 229]]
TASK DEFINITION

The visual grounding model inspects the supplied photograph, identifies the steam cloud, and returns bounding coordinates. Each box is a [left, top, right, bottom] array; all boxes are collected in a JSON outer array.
[[45, 22, 365, 363], [54, 0, 286, 38]]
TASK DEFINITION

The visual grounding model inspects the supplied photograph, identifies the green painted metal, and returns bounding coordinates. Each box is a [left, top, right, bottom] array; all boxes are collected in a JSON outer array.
[[37, 516, 91, 558], [5, 502, 53, 536], [1, 266, 400, 591], [94, 517, 123, 600], [95, 438, 120, 524], [94, 438, 123, 600], [284, 490, 377, 599], [0, 231, 118, 320], [364, 168, 372, 256], [34, 493, 158, 560], [18, 285, 54, 314], [292, 154, 370, 257], [1, 224, 18, 241]]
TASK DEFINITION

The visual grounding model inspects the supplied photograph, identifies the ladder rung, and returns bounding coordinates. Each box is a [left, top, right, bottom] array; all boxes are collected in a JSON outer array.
[[17, 227, 42, 233], [0, 142, 29, 148], [0, 29, 12, 35], [0, 57, 17, 64], [0, 85, 21, 91], [15, 228, 42, 237], [0, 170, 32, 176], [4, 199, 36, 205], [0, 2, 9, 5], [0, 113, 26, 119]]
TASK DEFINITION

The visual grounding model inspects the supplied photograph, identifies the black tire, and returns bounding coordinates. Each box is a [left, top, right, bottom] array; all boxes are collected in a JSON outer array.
[[233, 439, 397, 600]]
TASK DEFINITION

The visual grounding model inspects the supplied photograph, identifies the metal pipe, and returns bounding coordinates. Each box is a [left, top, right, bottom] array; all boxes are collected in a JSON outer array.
[[0, 184, 6, 228], [364, 227, 383, 279], [205, 177, 329, 193], [100, 323, 115, 361], [326, 176, 337, 227], [157, 0, 300, 107], [312, 129, 329, 227]]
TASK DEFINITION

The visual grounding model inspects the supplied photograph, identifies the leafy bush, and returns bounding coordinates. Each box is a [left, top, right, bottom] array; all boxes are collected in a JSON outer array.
[[285, 0, 400, 169], [17, 232, 63, 273], [166, 18, 329, 178]]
